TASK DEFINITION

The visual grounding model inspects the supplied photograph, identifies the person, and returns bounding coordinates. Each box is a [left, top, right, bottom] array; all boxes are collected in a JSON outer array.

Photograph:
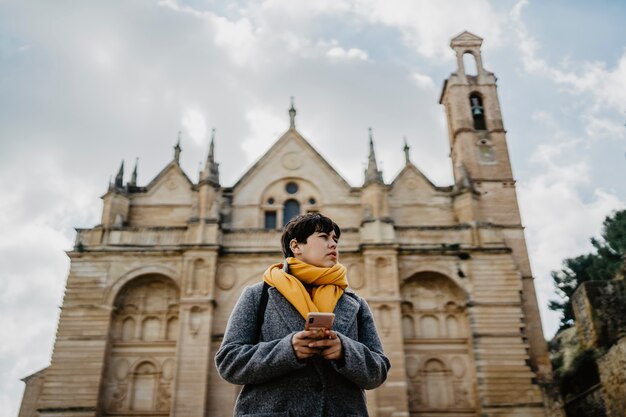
[[215, 212, 390, 416]]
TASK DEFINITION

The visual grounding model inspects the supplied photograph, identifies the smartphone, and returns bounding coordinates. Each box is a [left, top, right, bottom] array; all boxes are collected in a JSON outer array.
[[305, 312, 335, 339]]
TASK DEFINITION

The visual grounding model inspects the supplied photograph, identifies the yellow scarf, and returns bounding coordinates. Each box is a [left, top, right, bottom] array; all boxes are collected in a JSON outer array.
[[263, 257, 348, 319]]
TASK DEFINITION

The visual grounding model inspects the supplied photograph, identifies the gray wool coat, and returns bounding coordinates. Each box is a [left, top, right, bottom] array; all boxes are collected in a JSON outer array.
[[215, 282, 390, 417]]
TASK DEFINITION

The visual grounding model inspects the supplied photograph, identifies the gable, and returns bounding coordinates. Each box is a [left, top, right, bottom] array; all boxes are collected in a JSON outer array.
[[232, 129, 354, 206], [390, 164, 438, 200], [451, 31, 483, 46], [133, 163, 195, 206]]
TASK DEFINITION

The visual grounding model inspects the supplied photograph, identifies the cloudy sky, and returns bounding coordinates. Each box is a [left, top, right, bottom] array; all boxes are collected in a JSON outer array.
[[1, 0, 625, 414]]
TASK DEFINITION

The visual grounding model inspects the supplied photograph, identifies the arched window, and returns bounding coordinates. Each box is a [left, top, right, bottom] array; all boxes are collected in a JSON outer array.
[[469, 93, 486, 130], [283, 199, 300, 225]]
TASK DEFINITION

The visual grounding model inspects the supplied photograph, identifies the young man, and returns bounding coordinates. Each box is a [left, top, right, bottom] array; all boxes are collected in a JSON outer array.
[[215, 213, 390, 416]]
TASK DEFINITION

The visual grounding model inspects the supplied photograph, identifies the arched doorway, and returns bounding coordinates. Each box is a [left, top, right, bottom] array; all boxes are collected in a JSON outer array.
[[101, 274, 179, 415], [401, 271, 477, 416]]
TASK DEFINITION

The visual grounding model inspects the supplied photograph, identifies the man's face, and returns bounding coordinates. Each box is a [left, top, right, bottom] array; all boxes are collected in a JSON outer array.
[[291, 230, 339, 268]]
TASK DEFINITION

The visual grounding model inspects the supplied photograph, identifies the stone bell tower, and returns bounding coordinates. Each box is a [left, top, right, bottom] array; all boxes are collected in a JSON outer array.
[[440, 31, 552, 382]]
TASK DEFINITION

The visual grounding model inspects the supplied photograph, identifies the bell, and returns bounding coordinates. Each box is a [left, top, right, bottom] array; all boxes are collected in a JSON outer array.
[[472, 106, 483, 116]]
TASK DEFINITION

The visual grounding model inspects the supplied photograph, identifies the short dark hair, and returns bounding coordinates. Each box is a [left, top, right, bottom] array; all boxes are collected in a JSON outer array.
[[281, 213, 341, 258]]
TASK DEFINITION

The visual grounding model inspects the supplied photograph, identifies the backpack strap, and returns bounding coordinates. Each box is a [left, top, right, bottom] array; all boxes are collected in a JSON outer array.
[[255, 282, 270, 342]]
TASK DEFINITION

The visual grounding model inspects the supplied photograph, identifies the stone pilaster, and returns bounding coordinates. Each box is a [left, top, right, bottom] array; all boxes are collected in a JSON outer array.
[[363, 246, 409, 417], [171, 249, 218, 416]]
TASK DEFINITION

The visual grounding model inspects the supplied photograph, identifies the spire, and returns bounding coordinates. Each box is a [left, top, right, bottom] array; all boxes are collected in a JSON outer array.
[[129, 158, 138, 187], [289, 97, 296, 129], [364, 127, 384, 186], [114, 160, 124, 189], [174, 131, 182, 163], [403, 136, 410, 165], [201, 128, 220, 186]]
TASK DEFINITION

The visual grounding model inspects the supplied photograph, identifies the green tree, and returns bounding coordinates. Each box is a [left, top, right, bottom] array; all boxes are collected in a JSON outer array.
[[549, 209, 626, 330]]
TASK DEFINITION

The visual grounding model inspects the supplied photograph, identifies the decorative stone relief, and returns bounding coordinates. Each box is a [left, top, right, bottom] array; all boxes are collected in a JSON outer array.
[[190, 258, 209, 294], [378, 305, 392, 336], [114, 359, 130, 381], [156, 383, 172, 411], [348, 263, 364, 289], [189, 305, 203, 336], [162, 358, 175, 381], [375, 257, 393, 294], [405, 178, 418, 190], [476, 138, 496, 164], [401, 272, 475, 413], [281, 152, 303, 170], [217, 263, 237, 291], [102, 275, 179, 416]]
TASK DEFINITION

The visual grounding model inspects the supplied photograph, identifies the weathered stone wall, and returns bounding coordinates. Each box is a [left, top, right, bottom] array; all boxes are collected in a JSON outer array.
[[572, 280, 626, 350], [598, 335, 626, 417]]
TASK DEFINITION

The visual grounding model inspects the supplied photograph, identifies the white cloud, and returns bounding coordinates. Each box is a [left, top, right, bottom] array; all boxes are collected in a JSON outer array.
[[181, 107, 208, 146], [511, 0, 626, 117], [260, 0, 351, 16], [411, 72, 435, 90], [326, 46, 369, 61], [159, 0, 262, 67], [241, 107, 285, 163]]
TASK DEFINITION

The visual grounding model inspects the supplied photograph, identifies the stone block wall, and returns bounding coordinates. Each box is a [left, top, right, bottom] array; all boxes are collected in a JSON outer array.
[[572, 280, 626, 350], [598, 337, 626, 417]]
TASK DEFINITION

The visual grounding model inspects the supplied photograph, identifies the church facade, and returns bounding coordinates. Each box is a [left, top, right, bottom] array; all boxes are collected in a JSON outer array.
[[20, 32, 562, 417]]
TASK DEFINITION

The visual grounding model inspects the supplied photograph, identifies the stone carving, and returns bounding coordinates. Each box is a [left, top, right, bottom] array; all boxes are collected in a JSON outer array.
[[156, 383, 172, 411], [453, 381, 470, 407], [348, 263, 364, 289], [162, 358, 175, 381], [114, 359, 129, 381], [379, 305, 392, 336], [102, 275, 179, 415], [190, 258, 209, 294], [216, 263, 237, 291], [402, 272, 475, 413], [408, 381, 423, 409], [189, 305, 203, 336], [477, 143, 496, 164], [281, 152, 302, 170], [107, 382, 128, 411]]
